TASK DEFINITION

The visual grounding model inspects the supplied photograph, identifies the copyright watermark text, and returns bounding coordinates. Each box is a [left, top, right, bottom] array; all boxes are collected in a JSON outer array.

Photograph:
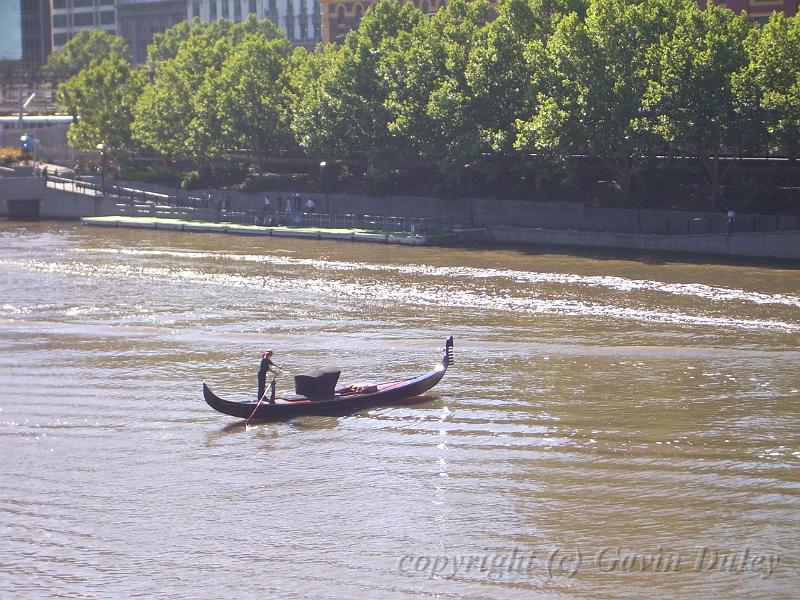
[[398, 546, 781, 580]]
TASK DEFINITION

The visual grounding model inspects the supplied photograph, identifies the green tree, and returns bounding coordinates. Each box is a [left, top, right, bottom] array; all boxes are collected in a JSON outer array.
[[467, 0, 585, 193], [132, 25, 229, 162], [511, 1, 594, 192], [291, 0, 422, 168], [199, 33, 293, 164], [284, 46, 335, 149], [645, 4, 760, 209], [518, 0, 689, 202], [145, 19, 194, 74], [381, 0, 488, 183], [55, 55, 145, 158], [42, 30, 130, 82], [739, 13, 800, 160], [133, 17, 284, 164]]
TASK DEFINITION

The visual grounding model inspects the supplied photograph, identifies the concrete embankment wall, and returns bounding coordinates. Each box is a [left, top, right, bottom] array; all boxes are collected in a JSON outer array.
[[39, 187, 117, 219], [490, 226, 800, 260], [113, 180, 800, 235], [0, 176, 45, 217], [4, 178, 799, 260]]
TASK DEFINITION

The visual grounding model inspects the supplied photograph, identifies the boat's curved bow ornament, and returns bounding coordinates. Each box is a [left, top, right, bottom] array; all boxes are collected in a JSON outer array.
[[203, 336, 454, 421]]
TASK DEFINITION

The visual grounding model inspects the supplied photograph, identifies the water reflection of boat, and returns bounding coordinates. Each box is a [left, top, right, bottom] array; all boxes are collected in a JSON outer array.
[[203, 337, 453, 421]]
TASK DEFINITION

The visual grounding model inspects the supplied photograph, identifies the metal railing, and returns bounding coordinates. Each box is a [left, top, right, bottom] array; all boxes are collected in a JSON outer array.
[[50, 175, 800, 236], [44, 177, 452, 233]]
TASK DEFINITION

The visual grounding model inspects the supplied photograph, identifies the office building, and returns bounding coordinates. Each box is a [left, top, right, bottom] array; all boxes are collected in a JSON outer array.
[[50, 0, 117, 51], [118, 1, 186, 64], [188, 0, 322, 48]]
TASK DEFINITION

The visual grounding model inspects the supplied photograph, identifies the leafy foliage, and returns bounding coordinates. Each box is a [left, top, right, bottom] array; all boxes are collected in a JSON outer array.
[[203, 34, 294, 163], [56, 55, 145, 157], [42, 30, 130, 82], [645, 3, 758, 207], [291, 0, 422, 168], [739, 13, 800, 159], [51, 2, 797, 207]]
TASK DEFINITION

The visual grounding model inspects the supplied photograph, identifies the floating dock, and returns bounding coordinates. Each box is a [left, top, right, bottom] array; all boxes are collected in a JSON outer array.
[[80, 216, 440, 246]]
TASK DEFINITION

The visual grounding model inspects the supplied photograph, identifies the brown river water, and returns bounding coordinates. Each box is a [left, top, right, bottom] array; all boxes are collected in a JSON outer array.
[[1, 222, 798, 599]]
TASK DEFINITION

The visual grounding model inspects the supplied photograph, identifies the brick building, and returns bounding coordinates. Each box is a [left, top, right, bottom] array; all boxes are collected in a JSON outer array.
[[702, 1, 798, 23], [322, 0, 799, 44]]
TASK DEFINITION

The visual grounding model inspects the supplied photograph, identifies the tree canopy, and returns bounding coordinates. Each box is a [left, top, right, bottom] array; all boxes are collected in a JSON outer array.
[[42, 30, 130, 82], [56, 54, 144, 157], [51, 3, 800, 208]]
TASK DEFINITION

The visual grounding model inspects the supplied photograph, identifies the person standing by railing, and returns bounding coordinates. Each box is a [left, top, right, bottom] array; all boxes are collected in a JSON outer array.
[[726, 208, 737, 236]]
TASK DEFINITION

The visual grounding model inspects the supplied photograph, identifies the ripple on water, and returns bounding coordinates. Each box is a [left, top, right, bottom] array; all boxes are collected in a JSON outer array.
[[1, 224, 798, 598]]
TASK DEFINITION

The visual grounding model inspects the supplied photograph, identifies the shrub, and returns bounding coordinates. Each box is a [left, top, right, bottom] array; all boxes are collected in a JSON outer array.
[[180, 170, 202, 189], [117, 167, 181, 186], [0, 146, 22, 166]]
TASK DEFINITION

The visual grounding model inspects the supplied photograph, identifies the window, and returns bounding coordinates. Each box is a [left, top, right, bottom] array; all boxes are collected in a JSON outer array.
[[73, 0, 94, 7], [53, 14, 69, 28], [355, 5, 363, 24], [100, 0, 115, 5], [100, 11, 115, 25], [300, 15, 307, 39], [192, 1, 201, 18], [222, 0, 229, 18], [337, 5, 346, 27], [73, 12, 95, 26], [235, 0, 242, 21], [210, 1, 217, 19], [54, 32, 70, 46], [52, 0, 67, 9], [421, 0, 430, 14], [249, 0, 257, 14], [286, 4, 295, 39]]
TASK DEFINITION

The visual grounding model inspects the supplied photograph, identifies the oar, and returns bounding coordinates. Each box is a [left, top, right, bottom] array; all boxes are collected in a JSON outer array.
[[245, 367, 282, 426]]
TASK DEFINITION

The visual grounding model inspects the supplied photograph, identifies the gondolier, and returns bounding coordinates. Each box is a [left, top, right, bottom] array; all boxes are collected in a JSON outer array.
[[257, 349, 280, 402]]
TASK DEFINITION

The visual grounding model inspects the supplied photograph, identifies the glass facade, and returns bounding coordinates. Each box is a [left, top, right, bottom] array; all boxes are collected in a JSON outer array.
[[0, 1, 23, 61]]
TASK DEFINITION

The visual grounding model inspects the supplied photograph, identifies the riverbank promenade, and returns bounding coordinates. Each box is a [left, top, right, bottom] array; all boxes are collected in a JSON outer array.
[[2, 172, 800, 261]]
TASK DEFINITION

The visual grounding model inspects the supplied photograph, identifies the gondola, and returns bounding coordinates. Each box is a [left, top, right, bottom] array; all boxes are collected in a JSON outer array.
[[203, 336, 453, 421]]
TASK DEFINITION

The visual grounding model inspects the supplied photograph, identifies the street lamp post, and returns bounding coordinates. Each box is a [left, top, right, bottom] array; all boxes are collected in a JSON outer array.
[[96, 143, 106, 196]]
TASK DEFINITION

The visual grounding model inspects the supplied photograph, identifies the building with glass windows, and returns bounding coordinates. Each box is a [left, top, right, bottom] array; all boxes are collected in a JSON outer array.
[[320, 0, 478, 43], [0, 1, 50, 66], [0, 1, 52, 111], [117, 1, 186, 64], [50, 0, 117, 51], [188, 0, 322, 48], [50, 1, 186, 64]]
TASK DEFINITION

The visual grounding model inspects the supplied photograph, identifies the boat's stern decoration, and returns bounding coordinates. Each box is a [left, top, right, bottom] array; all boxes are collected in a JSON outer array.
[[294, 368, 341, 400]]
